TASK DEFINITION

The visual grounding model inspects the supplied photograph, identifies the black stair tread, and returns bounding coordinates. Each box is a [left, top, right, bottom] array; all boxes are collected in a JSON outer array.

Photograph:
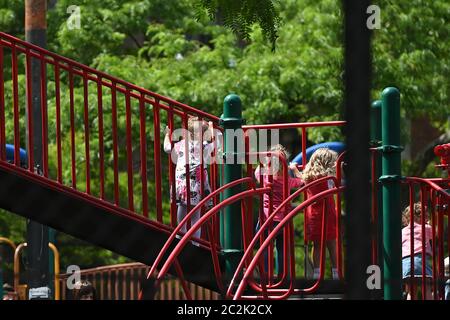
[[0, 165, 224, 292]]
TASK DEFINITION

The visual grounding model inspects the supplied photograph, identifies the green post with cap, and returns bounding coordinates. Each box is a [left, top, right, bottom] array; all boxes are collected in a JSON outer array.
[[220, 94, 244, 283], [380, 87, 402, 300]]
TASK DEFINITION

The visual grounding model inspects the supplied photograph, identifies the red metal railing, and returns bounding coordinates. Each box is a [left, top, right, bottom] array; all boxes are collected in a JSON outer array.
[[0, 31, 222, 236], [144, 180, 272, 298], [57, 262, 219, 300], [229, 178, 344, 299], [400, 177, 450, 300]]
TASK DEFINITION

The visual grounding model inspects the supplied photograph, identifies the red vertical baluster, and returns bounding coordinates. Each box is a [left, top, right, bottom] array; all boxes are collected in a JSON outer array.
[[435, 189, 444, 300], [199, 116, 205, 239], [153, 100, 162, 222], [125, 89, 134, 211], [301, 127, 307, 170], [420, 189, 426, 300], [54, 62, 62, 183], [69, 68, 76, 189], [40, 55, 48, 177], [25, 50, 34, 172], [430, 188, 436, 299], [245, 129, 253, 246], [168, 108, 176, 226], [139, 94, 148, 218], [11, 44, 20, 166], [409, 184, 415, 299], [302, 127, 308, 252], [336, 153, 344, 278], [183, 114, 191, 231], [267, 168, 274, 284], [111, 82, 119, 205], [0, 44, 5, 161], [97, 77, 105, 199], [82, 70, 90, 193]]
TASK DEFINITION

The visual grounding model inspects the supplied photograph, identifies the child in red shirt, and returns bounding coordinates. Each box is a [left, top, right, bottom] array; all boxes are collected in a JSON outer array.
[[302, 148, 339, 280]]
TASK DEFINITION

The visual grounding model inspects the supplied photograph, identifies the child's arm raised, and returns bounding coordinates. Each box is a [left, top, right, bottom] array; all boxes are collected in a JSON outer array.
[[163, 126, 172, 154], [289, 162, 302, 178]]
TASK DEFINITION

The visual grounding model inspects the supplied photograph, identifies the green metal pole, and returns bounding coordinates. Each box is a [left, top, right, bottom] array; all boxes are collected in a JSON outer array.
[[380, 87, 402, 300], [371, 100, 383, 298], [220, 94, 244, 283]]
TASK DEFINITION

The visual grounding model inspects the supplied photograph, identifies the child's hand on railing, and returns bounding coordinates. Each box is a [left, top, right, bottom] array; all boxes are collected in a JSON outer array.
[[289, 162, 302, 178]]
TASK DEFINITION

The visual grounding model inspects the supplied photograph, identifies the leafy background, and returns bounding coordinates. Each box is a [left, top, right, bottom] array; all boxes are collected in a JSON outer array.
[[0, 0, 448, 283]]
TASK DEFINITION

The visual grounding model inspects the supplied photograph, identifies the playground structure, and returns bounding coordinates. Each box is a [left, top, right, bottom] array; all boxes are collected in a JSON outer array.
[[0, 31, 449, 300]]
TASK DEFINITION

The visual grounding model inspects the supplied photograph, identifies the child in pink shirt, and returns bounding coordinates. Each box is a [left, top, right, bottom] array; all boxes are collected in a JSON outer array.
[[401, 202, 433, 300], [254, 144, 303, 278]]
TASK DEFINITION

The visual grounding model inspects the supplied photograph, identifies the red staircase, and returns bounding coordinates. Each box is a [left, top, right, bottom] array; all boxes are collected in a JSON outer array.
[[0, 31, 224, 291]]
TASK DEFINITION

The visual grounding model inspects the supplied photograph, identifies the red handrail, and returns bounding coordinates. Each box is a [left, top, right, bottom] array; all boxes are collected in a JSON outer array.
[[227, 176, 339, 296], [154, 187, 272, 291], [231, 184, 344, 299], [0, 31, 220, 232]]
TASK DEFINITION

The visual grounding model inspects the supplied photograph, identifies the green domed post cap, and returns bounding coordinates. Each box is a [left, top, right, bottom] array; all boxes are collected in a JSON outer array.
[[370, 100, 382, 145], [380, 87, 402, 300], [220, 94, 244, 128]]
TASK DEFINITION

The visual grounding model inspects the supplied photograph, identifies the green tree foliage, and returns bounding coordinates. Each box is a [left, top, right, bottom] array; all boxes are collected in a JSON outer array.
[[0, 0, 448, 273], [195, 0, 281, 50]]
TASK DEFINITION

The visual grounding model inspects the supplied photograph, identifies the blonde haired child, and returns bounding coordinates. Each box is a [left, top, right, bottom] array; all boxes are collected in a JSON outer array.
[[163, 116, 214, 240], [302, 148, 339, 280]]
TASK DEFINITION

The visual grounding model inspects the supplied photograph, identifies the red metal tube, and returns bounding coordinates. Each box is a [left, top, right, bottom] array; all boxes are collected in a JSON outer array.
[[420, 189, 426, 299], [0, 32, 220, 123], [125, 90, 134, 211], [409, 183, 415, 299], [168, 109, 176, 226], [40, 55, 48, 177], [232, 186, 343, 299], [111, 82, 119, 206], [157, 187, 270, 281], [243, 121, 346, 130], [97, 77, 105, 199], [54, 63, 62, 183], [146, 177, 256, 282], [25, 51, 34, 172], [336, 151, 346, 278], [139, 94, 148, 218], [82, 70, 90, 192], [199, 116, 205, 236], [68, 68, 76, 189], [11, 44, 20, 166], [183, 114, 191, 229], [227, 176, 339, 296], [153, 101, 162, 222]]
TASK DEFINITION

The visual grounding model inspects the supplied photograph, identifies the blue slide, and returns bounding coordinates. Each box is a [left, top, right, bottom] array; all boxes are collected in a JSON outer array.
[[5, 144, 28, 164], [292, 141, 345, 164]]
